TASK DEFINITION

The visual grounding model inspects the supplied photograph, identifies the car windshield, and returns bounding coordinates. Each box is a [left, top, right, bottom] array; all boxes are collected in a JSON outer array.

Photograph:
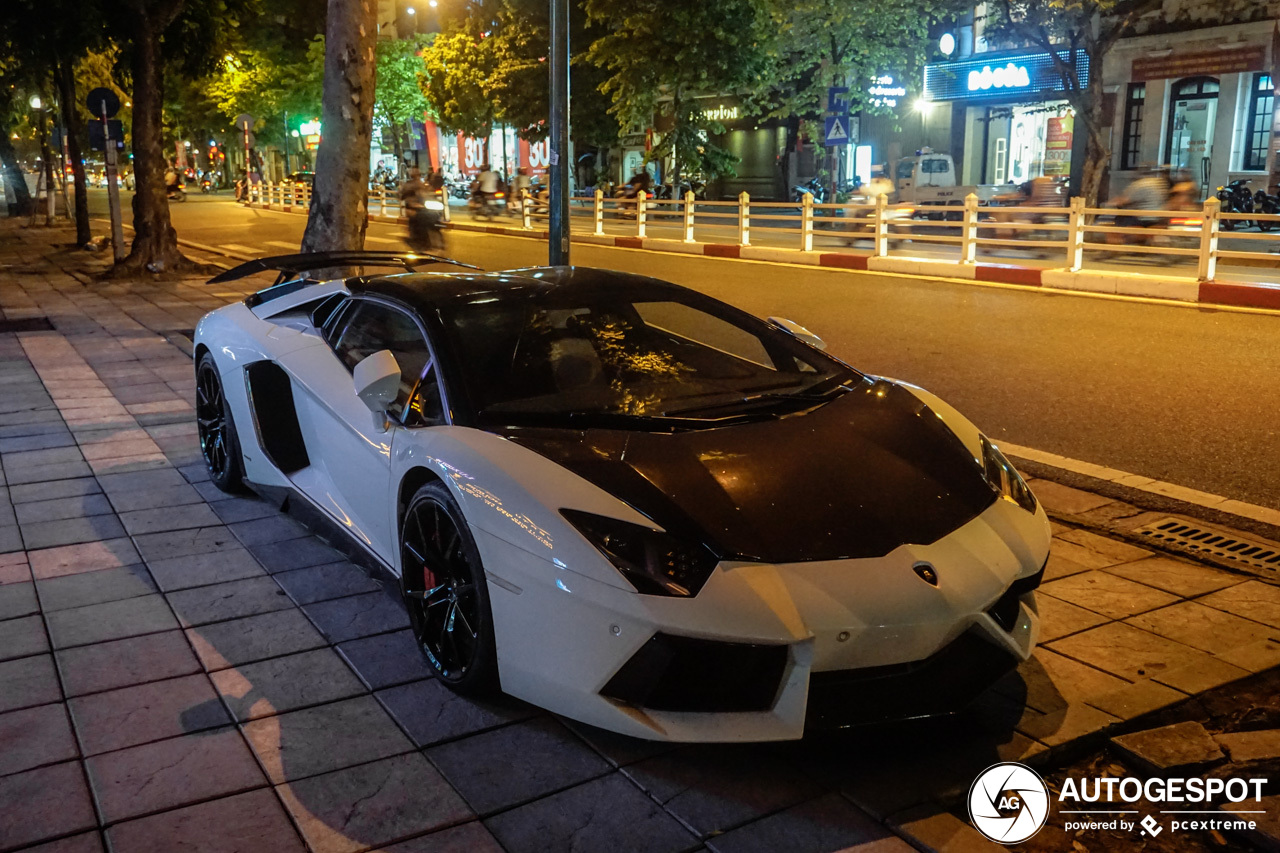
[[439, 290, 858, 426]]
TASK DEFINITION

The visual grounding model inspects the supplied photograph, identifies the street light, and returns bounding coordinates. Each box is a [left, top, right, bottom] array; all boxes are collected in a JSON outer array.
[[29, 95, 42, 110]]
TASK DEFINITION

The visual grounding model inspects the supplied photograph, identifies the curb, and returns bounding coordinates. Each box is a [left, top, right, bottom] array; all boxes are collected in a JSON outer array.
[[242, 202, 1280, 313]]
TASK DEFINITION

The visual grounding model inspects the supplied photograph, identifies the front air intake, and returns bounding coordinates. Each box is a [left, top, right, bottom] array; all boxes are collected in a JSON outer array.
[[601, 633, 788, 713]]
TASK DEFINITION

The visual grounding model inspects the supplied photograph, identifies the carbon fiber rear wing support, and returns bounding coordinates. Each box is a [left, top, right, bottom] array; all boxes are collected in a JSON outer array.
[[206, 251, 479, 286]]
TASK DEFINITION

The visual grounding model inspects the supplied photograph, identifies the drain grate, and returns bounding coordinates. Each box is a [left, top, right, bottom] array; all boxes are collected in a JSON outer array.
[[1135, 517, 1280, 577], [0, 317, 54, 333]]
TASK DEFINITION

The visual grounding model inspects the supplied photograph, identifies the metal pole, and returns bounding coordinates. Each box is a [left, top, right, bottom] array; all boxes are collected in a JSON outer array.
[[547, 0, 570, 265], [284, 111, 291, 176], [101, 104, 126, 262]]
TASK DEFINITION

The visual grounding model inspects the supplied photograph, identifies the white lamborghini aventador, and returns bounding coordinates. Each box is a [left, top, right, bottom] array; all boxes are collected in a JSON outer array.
[[194, 252, 1050, 742]]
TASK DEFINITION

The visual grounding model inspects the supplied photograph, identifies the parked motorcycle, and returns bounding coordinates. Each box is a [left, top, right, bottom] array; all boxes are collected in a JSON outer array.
[[791, 178, 826, 204], [1253, 188, 1279, 232], [1215, 179, 1254, 231]]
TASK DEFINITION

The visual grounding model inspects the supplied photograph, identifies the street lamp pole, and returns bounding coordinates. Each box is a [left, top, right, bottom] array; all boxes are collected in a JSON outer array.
[[30, 96, 56, 224], [547, 0, 570, 265]]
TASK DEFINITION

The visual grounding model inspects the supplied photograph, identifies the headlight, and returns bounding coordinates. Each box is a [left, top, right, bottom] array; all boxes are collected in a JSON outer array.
[[560, 509, 718, 597], [980, 437, 1037, 514], [423, 200, 444, 211]]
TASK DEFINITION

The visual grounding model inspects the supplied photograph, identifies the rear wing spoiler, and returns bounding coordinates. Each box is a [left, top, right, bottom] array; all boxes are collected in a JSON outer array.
[[206, 251, 480, 286]]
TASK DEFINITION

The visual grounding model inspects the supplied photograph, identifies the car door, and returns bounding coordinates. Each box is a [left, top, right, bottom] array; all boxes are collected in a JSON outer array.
[[281, 295, 435, 564]]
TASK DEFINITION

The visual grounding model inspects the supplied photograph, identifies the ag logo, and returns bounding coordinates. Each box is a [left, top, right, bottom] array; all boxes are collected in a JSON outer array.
[[968, 762, 1050, 844]]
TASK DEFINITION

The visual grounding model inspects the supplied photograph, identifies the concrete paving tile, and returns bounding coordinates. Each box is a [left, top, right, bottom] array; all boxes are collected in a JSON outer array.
[[1055, 528, 1152, 564], [377, 822, 503, 853], [1197, 581, 1280, 629], [106, 483, 204, 513], [179, 462, 212, 484], [1017, 647, 1129, 714], [0, 703, 79, 776], [20, 831, 104, 853], [303, 590, 410, 643], [96, 466, 188, 495], [0, 762, 98, 851], [1215, 639, 1280, 674], [211, 648, 366, 722], [1111, 721, 1223, 772], [0, 654, 62, 713], [28, 537, 140, 579], [339, 629, 433, 690], [242, 695, 414, 784], [1039, 570, 1178, 620], [249, 536, 345, 573], [8, 477, 101, 505], [888, 805, 1003, 853], [209, 496, 281, 524], [1214, 730, 1280, 763], [146, 548, 266, 592], [430, 717, 611, 815], [134, 525, 240, 563], [0, 614, 49, 661], [1126, 601, 1274, 655], [2, 446, 84, 470], [0, 408, 63, 429], [624, 743, 824, 838], [14, 493, 114, 525], [87, 453, 170, 476], [706, 792, 908, 853], [167, 575, 292, 627], [0, 431, 75, 453], [1103, 555, 1246, 598], [69, 673, 230, 756], [561, 720, 679, 769], [118, 502, 221, 536], [57, 630, 203, 698], [79, 438, 161, 463], [85, 726, 268, 823], [277, 753, 473, 853], [228, 515, 311, 547], [377, 679, 537, 748], [275, 561, 383, 605], [0, 524, 22, 554], [486, 772, 697, 853], [20, 513, 126, 550], [0, 580, 38, 620], [1049, 622, 1216, 682], [1154, 655, 1251, 693], [45, 594, 179, 649], [106, 787, 304, 853], [1034, 594, 1110, 642], [1046, 538, 1127, 570], [36, 564, 156, 612], [1087, 678, 1187, 720], [186, 609, 328, 671], [4, 460, 94, 486]]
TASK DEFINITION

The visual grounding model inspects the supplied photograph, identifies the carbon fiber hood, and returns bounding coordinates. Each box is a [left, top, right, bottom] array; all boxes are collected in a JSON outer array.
[[493, 380, 998, 563]]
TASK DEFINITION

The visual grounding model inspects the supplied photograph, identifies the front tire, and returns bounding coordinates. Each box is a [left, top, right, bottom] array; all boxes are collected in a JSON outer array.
[[195, 352, 245, 493], [401, 481, 498, 694]]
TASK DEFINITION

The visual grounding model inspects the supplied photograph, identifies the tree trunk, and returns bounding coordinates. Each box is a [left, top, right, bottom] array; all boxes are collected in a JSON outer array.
[[118, 11, 191, 274], [54, 58, 91, 245], [0, 125, 34, 216], [301, 0, 377, 254]]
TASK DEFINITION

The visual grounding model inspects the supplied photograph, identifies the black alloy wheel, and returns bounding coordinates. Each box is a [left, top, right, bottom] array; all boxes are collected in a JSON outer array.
[[195, 352, 244, 492], [401, 481, 497, 693]]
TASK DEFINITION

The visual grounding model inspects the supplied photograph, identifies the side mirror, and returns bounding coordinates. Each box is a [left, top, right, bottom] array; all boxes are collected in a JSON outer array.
[[353, 350, 401, 431], [768, 317, 827, 351]]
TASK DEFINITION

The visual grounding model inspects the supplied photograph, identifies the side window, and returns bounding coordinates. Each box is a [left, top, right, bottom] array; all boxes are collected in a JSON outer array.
[[330, 300, 432, 417], [403, 363, 445, 427], [635, 301, 776, 368], [311, 293, 347, 336]]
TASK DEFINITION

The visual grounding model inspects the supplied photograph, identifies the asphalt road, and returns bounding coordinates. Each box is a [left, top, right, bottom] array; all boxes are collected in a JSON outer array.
[[89, 191, 1280, 509]]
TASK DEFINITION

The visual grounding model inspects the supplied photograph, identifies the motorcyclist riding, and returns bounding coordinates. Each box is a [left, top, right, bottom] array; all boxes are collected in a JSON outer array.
[[401, 168, 444, 251]]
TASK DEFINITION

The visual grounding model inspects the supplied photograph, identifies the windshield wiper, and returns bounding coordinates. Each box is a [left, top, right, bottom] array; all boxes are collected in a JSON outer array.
[[662, 382, 852, 418]]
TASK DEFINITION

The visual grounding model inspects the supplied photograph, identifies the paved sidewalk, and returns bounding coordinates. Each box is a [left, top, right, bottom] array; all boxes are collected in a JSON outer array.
[[2, 221, 1279, 853]]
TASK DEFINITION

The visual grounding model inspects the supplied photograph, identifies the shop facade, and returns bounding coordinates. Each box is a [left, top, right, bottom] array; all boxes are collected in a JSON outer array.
[[1103, 21, 1276, 197], [921, 49, 1091, 194]]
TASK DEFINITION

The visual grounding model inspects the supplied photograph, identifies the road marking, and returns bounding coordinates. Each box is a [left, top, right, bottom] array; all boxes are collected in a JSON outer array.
[[1000, 440, 1280, 526], [365, 236, 398, 244], [265, 241, 299, 250], [221, 243, 258, 254]]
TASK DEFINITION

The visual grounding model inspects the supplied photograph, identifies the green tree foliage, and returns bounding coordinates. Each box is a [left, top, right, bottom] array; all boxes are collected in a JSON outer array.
[[375, 35, 431, 172], [421, 26, 499, 138], [585, 0, 771, 183]]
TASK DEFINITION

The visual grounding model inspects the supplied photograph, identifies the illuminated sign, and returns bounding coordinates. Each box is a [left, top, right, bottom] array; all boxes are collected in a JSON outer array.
[[967, 63, 1031, 91], [298, 121, 321, 136], [923, 50, 1089, 102], [705, 105, 739, 122], [868, 75, 906, 108]]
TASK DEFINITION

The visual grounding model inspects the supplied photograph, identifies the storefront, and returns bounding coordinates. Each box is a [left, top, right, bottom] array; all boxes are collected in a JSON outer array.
[[922, 49, 1090, 193], [1105, 29, 1275, 197]]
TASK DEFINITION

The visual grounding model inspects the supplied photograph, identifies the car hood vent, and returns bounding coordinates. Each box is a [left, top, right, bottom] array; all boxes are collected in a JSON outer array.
[[496, 381, 996, 563]]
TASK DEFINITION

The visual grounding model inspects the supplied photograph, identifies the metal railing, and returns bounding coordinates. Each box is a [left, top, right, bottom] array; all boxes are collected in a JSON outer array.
[[241, 185, 1280, 279]]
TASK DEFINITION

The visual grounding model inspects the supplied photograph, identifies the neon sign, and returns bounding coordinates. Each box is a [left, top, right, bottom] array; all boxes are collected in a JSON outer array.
[[868, 75, 906, 108], [705, 105, 739, 122], [967, 63, 1032, 91]]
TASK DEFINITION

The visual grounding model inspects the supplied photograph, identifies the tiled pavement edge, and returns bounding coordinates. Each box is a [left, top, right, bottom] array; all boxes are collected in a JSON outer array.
[[3, 221, 1279, 853]]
